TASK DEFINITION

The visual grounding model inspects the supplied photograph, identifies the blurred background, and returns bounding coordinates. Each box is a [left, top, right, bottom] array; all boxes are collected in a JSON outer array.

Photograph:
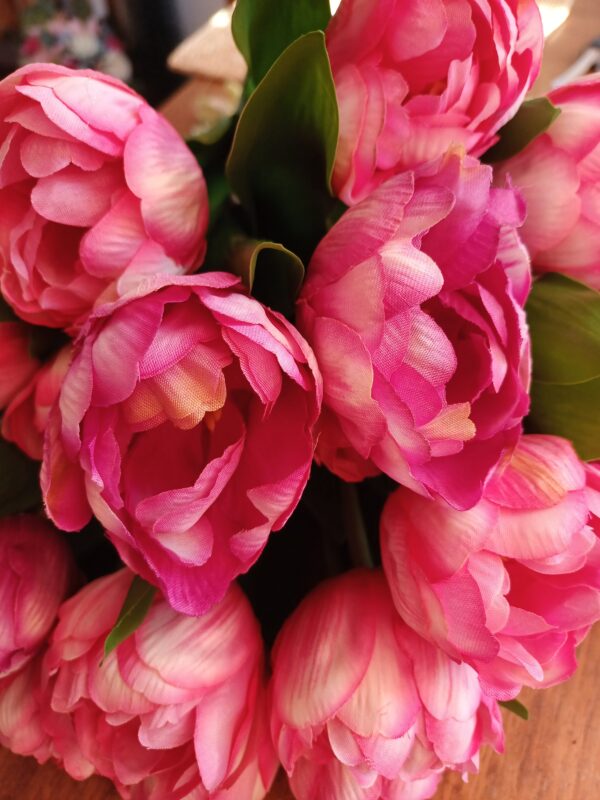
[[0, 0, 229, 104], [0, 1, 597, 109]]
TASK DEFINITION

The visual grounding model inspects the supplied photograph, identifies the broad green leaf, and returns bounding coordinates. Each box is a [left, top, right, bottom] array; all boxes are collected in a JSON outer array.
[[0, 439, 42, 516], [232, 0, 332, 88], [499, 699, 529, 720], [103, 576, 156, 659], [226, 32, 339, 262], [527, 274, 600, 385], [484, 97, 561, 163], [525, 274, 600, 461], [230, 240, 304, 317], [528, 377, 600, 461]]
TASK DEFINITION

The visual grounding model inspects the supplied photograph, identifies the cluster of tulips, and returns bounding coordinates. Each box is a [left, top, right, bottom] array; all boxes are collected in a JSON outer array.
[[0, 1, 599, 799]]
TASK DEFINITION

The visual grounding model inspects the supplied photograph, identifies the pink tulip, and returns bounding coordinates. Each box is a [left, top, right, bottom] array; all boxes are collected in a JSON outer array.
[[0, 64, 209, 329], [42, 273, 321, 615], [270, 570, 503, 800], [297, 151, 530, 510], [42, 569, 277, 799], [381, 435, 600, 699], [327, 0, 543, 205], [2, 344, 72, 459], [0, 515, 73, 678], [0, 319, 39, 408], [0, 655, 52, 762], [495, 75, 600, 290]]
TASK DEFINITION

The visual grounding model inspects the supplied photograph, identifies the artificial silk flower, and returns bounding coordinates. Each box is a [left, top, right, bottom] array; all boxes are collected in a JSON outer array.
[[327, 0, 543, 204], [42, 274, 322, 616], [270, 569, 503, 800], [0, 64, 208, 329], [40, 569, 278, 799], [495, 74, 600, 290], [381, 435, 600, 699], [297, 150, 530, 510], [2, 344, 72, 460], [0, 515, 73, 678], [0, 656, 51, 763]]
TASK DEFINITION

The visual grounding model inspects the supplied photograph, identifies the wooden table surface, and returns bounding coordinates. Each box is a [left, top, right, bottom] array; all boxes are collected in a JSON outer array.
[[2, 1, 600, 798]]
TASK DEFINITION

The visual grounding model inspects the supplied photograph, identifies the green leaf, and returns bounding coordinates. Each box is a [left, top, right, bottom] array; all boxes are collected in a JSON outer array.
[[226, 32, 339, 262], [103, 576, 156, 660], [232, 0, 332, 88], [499, 699, 529, 720], [0, 439, 42, 517], [528, 378, 600, 461], [525, 274, 600, 461], [527, 274, 600, 385], [484, 98, 561, 163], [230, 240, 305, 317]]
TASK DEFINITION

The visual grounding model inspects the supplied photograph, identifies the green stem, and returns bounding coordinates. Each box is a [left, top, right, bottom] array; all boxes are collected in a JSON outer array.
[[341, 482, 374, 569]]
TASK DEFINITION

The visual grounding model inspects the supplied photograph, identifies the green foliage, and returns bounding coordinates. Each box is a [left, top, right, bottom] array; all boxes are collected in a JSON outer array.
[[103, 576, 156, 660], [229, 240, 304, 318], [499, 699, 529, 720], [226, 32, 339, 263], [526, 274, 600, 460], [232, 0, 332, 89], [485, 98, 561, 162], [0, 439, 42, 517]]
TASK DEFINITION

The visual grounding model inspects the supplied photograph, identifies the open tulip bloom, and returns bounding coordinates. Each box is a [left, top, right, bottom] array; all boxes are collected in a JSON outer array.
[[0, 2, 599, 799]]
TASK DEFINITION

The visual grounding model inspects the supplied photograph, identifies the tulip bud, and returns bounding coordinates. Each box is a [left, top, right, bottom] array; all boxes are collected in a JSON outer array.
[[270, 570, 503, 800], [381, 435, 600, 698], [0, 515, 73, 678]]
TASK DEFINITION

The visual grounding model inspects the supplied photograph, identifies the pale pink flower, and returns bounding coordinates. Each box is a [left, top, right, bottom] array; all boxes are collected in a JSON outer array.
[[495, 75, 600, 290], [381, 435, 600, 699], [270, 570, 503, 800], [41, 569, 277, 799], [297, 151, 530, 510], [42, 274, 322, 615], [0, 655, 52, 762], [0, 319, 40, 408], [0, 64, 208, 329], [2, 344, 72, 459], [0, 515, 73, 678], [327, 0, 543, 204]]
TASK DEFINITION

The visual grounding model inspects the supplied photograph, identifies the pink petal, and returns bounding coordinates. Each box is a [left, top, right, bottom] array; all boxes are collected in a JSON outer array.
[[31, 163, 123, 227], [123, 107, 208, 265]]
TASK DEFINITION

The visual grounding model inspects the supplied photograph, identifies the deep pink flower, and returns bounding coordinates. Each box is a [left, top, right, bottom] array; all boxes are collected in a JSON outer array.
[[42, 274, 322, 615], [2, 344, 72, 459], [270, 570, 503, 800], [327, 0, 543, 204], [0, 515, 73, 678], [0, 319, 39, 408], [297, 151, 530, 509], [495, 75, 600, 290], [381, 435, 600, 699], [0, 64, 208, 329], [40, 569, 277, 799]]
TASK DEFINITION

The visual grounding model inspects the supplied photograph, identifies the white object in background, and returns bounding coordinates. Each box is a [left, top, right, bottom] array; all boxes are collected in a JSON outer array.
[[168, 5, 246, 83], [538, 0, 575, 37]]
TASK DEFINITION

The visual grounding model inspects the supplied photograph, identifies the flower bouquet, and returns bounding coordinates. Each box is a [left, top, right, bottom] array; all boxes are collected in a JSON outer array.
[[1, 1, 599, 798]]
